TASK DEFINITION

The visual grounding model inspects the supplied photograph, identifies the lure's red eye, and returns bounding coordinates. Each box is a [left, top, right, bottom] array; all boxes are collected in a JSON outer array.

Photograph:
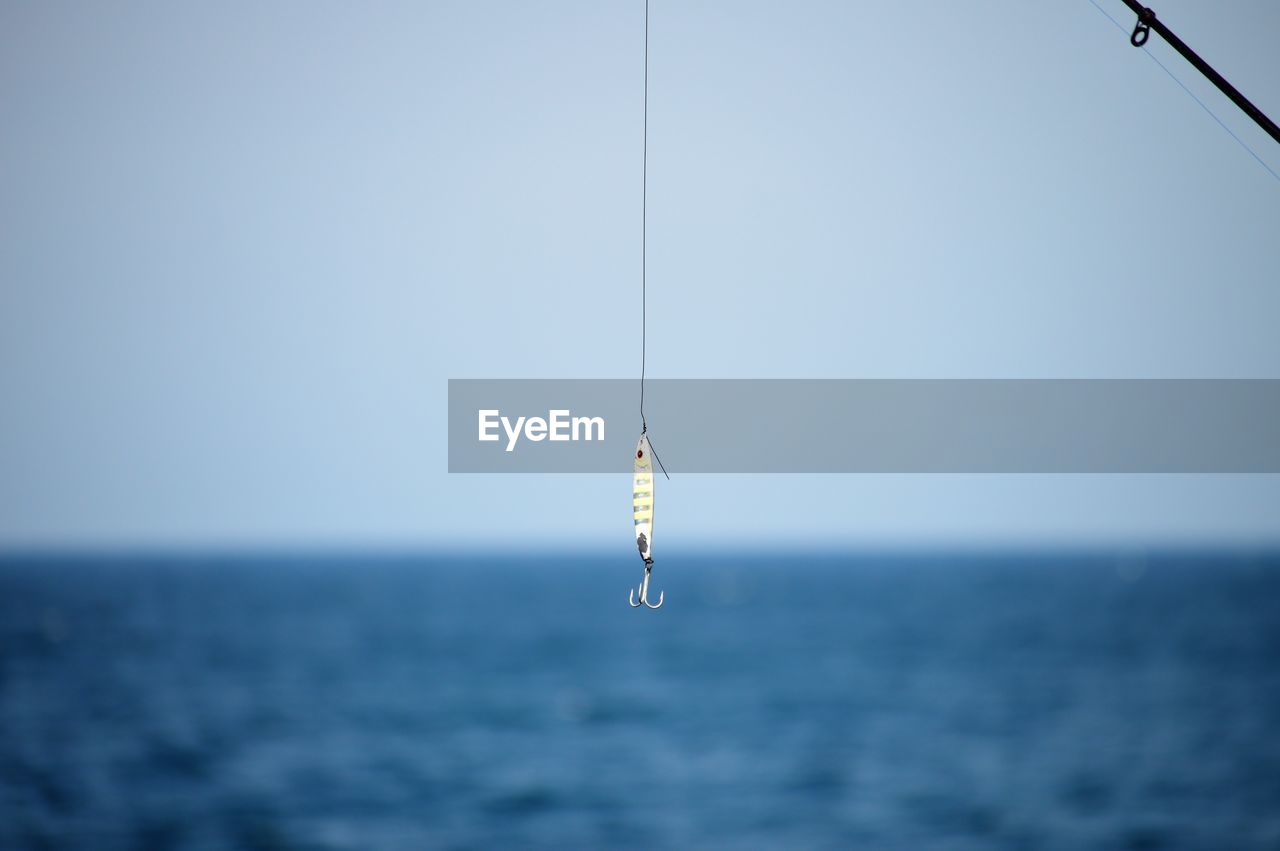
[[637, 450, 644, 458]]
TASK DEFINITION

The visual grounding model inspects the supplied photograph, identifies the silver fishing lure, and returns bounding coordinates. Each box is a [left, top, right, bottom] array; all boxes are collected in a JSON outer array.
[[629, 432, 662, 609]]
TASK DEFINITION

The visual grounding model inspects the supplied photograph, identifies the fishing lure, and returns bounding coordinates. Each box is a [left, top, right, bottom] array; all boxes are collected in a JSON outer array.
[[629, 432, 662, 608]]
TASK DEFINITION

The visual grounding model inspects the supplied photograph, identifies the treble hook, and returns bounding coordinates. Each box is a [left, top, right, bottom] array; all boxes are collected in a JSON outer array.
[[629, 559, 664, 609]]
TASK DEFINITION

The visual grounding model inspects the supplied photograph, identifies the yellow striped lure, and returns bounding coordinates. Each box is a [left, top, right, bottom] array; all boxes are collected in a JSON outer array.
[[629, 432, 663, 609]]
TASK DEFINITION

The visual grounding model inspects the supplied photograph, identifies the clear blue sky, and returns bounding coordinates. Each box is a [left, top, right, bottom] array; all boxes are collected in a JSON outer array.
[[2, 1, 1278, 550]]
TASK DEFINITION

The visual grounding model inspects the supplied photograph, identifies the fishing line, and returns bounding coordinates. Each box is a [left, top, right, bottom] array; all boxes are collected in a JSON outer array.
[[1088, 0, 1280, 183], [638, 0, 669, 480], [640, 0, 650, 433]]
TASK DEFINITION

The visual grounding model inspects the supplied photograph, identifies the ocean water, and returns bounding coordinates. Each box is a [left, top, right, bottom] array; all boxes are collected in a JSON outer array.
[[1, 552, 1279, 850]]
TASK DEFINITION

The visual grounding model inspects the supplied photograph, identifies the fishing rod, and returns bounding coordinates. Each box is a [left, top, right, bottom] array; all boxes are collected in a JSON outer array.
[[1117, 1, 1280, 146]]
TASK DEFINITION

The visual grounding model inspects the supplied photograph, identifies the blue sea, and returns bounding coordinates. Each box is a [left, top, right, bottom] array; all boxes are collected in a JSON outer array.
[[2, 551, 1279, 850]]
